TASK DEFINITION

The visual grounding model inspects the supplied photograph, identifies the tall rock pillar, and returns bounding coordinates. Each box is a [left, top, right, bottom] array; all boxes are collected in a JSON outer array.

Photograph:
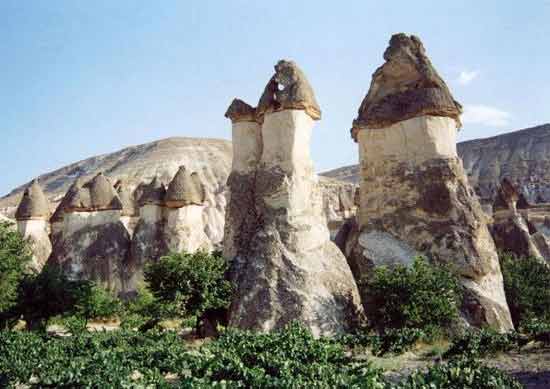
[[347, 34, 513, 331], [15, 180, 52, 270], [224, 60, 364, 336]]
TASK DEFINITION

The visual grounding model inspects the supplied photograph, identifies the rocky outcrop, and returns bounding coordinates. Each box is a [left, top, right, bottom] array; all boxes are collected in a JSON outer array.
[[224, 60, 364, 336], [351, 33, 462, 138], [15, 180, 52, 270], [128, 177, 169, 289], [0, 137, 233, 247], [491, 179, 550, 262], [346, 34, 513, 331], [459, 124, 550, 206], [48, 174, 131, 292]]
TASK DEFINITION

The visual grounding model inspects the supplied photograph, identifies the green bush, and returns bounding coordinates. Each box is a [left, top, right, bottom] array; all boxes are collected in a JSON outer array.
[[182, 322, 387, 388], [444, 329, 523, 359], [0, 222, 32, 315], [339, 327, 434, 356], [500, 254, 550, 326], [362, 257, 461, 332], [398, 357, 522, 389], [144, 250, 232, 326]]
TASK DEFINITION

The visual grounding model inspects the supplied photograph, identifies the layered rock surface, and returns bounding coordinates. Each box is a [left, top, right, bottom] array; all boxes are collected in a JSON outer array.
[[346, 34, 513, 331], [224, 61, 364, 336]]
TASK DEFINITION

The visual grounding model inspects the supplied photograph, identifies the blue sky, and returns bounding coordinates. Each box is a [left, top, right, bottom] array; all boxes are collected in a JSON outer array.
[[1, 0, 549, 195]]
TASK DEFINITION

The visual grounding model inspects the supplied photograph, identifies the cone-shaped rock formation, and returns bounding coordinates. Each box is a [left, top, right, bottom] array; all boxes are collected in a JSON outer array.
[[344, 34, 513, 331], [15, 180, 52, 270]]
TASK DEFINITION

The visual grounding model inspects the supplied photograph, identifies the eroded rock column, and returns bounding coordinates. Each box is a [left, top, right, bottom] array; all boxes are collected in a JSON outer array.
[[347, 34, 513, 331], [15, 180, 52, 270], [224, 60, 364, 336]]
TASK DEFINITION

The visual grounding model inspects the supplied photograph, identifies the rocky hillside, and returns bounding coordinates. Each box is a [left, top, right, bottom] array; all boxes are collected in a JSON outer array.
[[0, 137, 233, 216], [321, 123, 550, 205], [0, 137, 355, 241]]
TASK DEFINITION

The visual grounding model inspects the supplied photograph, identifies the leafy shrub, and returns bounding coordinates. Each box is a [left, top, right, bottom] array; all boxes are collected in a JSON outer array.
[[144, 250, 232, 328], [0, 329, 188, 387], [362, 257, 461, 332], [339, 327, 433, 356], [500, 254, 550, 326], [182, 321, 387, 388], [520, 318, 550, 345], [0, 222, 32, 315], [398, 357, 522, 389], [444, 329, 523, 359]]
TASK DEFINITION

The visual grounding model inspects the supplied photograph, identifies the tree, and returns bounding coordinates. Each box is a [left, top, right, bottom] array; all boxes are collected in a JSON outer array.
[[144, 250, 232, 335], [362, 257, 462, 333], [0, 221, 32, 314]]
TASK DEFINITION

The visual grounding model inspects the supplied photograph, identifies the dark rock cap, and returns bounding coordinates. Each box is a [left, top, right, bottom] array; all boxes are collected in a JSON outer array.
[[138, 177, 167, 207], [257, 60, 321, 121], [225, 99, 257, 123], [352, 33, 462, 140], [65, 173, 123, 212], [51, 177, 84, 222], [87, 173, 123, 211], [15, 180, 50, 220], [165, 166, 205, 208]]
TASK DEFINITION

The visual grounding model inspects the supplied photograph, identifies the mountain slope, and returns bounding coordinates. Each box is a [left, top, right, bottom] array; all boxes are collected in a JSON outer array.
[[0, 137, 233, 215]]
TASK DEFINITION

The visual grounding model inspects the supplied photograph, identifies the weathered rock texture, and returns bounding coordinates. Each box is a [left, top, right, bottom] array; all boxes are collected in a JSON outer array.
[[127, 168, 213, 291], [48, 174, 131, 292], [15, 180, 52, 270], [347, 34, 513, 331], [352, 33, 461, 138], [491, 179, 550, 262], [1, 137, 348, 250], [224, 61, 364, 336]]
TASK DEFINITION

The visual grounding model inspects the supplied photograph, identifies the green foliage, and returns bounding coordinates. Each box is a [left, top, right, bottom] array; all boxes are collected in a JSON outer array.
[[0, 222, 32, 314], [144, 250, 232, 319], [340, 327, 435, 356], [444, 329, 522, 359], [0, 322, 523, 388], [73, 283, 121, 322], [398, 357, 522, 389], [120, 287, 162, 330], [500, 254, 550, 326], [0, 329, 188, 387], [362, 257, 462, 331], [181, 321, 387, 388]]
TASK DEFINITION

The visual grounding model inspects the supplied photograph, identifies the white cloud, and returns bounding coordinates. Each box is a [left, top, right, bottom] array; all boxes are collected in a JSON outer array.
[[457, 70, 479, 85], [462, 104, 511, 127]]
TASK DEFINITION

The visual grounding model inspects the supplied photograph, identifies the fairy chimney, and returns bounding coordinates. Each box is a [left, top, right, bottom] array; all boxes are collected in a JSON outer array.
[[15, 180, 52, 270], [224, 60, 365, 336], [163, 166, 212, 253], [345, 33, 513, 331]]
